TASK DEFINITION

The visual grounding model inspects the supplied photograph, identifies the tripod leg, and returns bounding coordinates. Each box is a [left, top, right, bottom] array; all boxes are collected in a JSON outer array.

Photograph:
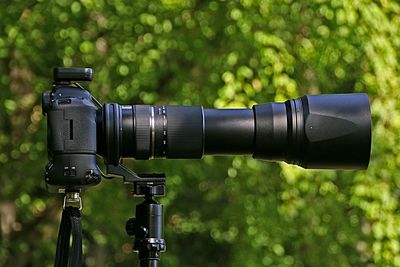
[[140, 259, 158, 267], [139, 253, 160, 267]]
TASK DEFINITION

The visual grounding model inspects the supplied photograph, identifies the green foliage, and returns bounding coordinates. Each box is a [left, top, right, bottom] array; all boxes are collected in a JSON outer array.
[[0, 0, 399, 266]]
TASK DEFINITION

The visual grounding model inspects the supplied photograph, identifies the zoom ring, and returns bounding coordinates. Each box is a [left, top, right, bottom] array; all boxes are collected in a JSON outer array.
[[134, 105, 151, 159]]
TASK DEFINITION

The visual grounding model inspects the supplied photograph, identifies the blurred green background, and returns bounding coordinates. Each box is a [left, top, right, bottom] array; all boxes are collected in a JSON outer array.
[[0, 0, 399, 266]]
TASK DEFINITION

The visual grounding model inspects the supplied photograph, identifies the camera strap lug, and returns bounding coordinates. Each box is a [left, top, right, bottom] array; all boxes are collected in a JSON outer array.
[[63, 192, 82, 210]]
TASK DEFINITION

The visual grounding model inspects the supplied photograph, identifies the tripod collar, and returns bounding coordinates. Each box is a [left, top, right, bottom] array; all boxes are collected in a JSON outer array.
[[106, 164, 166, 197]]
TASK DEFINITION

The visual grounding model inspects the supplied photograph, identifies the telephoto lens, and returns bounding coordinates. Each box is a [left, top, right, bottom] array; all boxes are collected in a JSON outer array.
[[98, 93, 371, 169]]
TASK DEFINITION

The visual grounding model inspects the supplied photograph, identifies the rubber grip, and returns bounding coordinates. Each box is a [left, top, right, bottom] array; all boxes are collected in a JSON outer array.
[[165, 106, 203, 158]]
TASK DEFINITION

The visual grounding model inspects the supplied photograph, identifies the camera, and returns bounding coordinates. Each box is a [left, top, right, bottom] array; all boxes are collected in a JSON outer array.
[[42, 67, 371, 193]]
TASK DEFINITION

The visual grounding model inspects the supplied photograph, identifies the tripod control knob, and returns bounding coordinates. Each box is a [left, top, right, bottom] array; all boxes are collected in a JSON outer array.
[[126, 218, 136, 236], [137, 226, 148, 237], [126, 218, 149, 237]]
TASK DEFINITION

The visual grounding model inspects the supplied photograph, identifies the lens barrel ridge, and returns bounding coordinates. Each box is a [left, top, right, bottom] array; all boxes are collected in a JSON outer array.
[[252, 102, 288, 161], [285, 98, 305, 166]]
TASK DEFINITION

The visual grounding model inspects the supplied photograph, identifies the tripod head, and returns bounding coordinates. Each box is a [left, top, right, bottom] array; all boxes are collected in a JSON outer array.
[[124, 172, 166, 267]]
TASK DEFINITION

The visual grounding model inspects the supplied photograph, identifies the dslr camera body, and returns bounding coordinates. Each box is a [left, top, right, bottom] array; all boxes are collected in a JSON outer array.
[[42, 68, 101, 192]]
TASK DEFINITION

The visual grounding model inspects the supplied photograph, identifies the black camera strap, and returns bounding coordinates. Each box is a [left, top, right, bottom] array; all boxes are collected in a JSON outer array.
[[55, 206, 82, 267]]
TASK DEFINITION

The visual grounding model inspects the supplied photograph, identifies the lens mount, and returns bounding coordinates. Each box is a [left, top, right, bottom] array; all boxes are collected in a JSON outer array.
[[103, 103, 121, 165]]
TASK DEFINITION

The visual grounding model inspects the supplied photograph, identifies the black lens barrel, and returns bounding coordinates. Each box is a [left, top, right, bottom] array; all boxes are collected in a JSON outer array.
[[204, 109, 254, 155], [99, 94, 371, 169]]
